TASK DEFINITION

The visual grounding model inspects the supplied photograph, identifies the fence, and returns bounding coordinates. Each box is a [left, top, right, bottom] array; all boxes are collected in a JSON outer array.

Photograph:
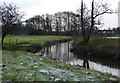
[[9, 39, 31, 49]]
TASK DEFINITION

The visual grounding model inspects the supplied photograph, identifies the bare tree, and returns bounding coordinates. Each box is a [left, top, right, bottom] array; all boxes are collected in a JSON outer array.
[[0, 3, 24, 45], [79, 0, 112, 44]]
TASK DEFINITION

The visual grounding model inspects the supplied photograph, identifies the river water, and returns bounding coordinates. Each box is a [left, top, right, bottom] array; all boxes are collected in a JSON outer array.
[[39, 41, 120, 77]]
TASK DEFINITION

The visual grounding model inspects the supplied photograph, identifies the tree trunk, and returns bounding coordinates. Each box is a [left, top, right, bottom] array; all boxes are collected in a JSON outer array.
[[1, 37, 4, 47], [1, 34, 6, 47], [67, 12, 70, 31], [86, 0, 94, 43], [81, 0, 87, 42]]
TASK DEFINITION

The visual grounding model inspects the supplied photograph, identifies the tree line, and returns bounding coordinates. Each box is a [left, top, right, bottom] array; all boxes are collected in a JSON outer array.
[[11, 12, 82, 36], [0, 0, 118, 45]]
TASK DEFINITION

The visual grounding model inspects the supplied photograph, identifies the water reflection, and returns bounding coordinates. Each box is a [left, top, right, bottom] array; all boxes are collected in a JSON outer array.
[[83, 60, 89, 69], [40, 41, 120, 77]]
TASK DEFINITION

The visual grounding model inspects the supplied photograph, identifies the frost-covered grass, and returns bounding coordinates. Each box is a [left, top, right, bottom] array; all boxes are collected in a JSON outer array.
[[2, 50, 119, 81]]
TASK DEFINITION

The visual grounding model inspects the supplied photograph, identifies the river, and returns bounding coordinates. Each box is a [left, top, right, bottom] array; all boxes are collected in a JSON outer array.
[[38, 41, 120, 77]]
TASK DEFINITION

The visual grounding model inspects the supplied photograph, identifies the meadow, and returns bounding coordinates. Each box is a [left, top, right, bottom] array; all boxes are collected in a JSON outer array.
[[3, 35, 71, 51]]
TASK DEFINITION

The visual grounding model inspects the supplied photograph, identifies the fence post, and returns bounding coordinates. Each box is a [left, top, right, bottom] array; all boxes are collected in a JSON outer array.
[[9, 39, 11, 48], [20, 40, 22, 48], [16, 39, 18, 48]]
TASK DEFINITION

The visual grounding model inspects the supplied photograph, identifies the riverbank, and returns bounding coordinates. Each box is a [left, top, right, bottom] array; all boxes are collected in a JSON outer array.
[[2, 50, 119, 81], [2, 35, 120, 81], [3, 35, 71, 52], [71, 37, 120, 60]]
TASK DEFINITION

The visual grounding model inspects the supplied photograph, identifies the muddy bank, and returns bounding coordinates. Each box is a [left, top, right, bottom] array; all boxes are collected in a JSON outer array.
[[26, 39, 72, 53], [71, 45, 120, 61]]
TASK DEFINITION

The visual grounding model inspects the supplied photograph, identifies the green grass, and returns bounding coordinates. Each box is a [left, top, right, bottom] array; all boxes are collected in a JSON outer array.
[[73, 37, 119, 47], [3, 35, 71, 51], [89, 37, 119, 46]]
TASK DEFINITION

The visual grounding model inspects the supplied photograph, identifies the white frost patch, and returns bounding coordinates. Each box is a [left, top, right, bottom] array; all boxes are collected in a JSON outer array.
[[33, 66, 39, 68], [40, 58, 42, 60], [20, 63, 24, 65], [39, 70, 49, 74], [110, 77, 116, 81]]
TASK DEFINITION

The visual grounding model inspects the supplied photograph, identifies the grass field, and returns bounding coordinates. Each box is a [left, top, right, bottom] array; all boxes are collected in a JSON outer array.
[[73, 37, 119, 47], [3, 35, 71, 51], [1, 35, 119, 81]]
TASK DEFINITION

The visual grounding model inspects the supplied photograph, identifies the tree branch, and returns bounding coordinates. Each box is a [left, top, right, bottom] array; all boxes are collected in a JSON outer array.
[[93, 9, 110, 19]]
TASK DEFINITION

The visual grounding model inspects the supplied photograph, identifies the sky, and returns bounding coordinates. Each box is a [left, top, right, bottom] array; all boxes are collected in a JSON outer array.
[[0, 0, 120, 29]]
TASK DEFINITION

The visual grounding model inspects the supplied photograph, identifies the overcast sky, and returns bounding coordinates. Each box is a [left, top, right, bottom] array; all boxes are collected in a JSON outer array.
[[0, 0, 119, 29]]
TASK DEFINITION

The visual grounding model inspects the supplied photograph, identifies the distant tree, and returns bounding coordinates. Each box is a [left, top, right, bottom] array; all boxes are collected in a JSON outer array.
[[62, 12, 68, 33], [32, 15, 41, 30], [25, 19, 36, 35], [40, 15, 46, 32], [22, 11, 81, 36], [67, 12, 70, 32], [69, 12, 80, 35], [0, 3, 24, 45], [117, 27, 120, 36], [45, 14, 52, 35], [55, 14, 59, 35], [55, 12, 67, 35]]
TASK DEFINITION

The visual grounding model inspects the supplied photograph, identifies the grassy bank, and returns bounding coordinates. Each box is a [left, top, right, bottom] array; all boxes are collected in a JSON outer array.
[[2, 35, 119, 81], [3, 35, 71, 51], [2, 50, 119, 81], [72, 37, 120, 60]]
